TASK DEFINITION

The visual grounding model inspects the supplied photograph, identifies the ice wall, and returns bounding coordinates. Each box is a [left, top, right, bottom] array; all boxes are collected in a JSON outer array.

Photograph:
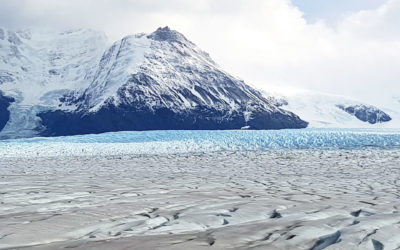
[[1, 129, 400, 158]]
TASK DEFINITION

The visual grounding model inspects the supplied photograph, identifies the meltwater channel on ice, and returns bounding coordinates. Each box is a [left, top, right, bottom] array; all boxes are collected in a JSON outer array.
[[1, 128, 400, 158]]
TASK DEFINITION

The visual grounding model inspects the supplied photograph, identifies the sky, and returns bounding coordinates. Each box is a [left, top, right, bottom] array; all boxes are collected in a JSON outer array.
[[292, 0, 388, 23], [0, 0, 399, 105]]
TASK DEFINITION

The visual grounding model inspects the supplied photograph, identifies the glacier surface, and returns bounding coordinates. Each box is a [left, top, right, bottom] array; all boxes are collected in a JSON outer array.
[[1, 128, 400, 158], [1, 149, 400, 249], [2, 129, 400, 249]]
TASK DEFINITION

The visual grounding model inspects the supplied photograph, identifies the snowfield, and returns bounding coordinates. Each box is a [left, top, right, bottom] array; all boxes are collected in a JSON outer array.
[[0, 129, 400, 249], [262, 88, 400, 129]]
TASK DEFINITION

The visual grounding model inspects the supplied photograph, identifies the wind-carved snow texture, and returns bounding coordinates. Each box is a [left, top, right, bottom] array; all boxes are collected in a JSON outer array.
[[1, 150, 400, 249], [0, 26, 306, 138]]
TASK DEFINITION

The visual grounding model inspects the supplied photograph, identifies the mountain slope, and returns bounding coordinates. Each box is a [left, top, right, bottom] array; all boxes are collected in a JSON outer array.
[[0, 27, 307, 138], [0, 28, 108, 138], [262, 87, 400, 128]]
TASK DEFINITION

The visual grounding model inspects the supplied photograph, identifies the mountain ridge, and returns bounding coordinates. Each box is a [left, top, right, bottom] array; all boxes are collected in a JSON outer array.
[[0, 26, 307, 138]]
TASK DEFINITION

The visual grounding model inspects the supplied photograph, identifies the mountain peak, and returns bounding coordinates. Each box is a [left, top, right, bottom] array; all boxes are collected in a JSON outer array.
[[0, 27, 308, 138], [147, 26, 189, 43]]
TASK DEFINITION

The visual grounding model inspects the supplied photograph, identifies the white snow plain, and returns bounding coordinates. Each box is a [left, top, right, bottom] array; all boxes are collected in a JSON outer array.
[[1, 129, 400, 249]]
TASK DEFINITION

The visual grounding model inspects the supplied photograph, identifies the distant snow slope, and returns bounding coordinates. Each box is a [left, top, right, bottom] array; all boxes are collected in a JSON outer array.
[[262, 87, 400, 128]]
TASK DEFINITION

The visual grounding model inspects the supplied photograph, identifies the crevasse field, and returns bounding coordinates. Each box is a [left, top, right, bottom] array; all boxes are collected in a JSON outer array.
[[1, 129, 400, 249]]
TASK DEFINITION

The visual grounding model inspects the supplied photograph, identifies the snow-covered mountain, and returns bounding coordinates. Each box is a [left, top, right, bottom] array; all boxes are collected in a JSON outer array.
[[263, 87, 400, 128], [0, 28, 108, 138], [0, 27, 307, 138]]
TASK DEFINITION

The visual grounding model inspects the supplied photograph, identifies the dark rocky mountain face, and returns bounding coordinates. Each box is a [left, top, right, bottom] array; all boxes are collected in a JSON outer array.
[[337, 104, 391, 124], [0, 91, 14, 131], [38, 104, 307, 136], [0, 27, 307, 138]]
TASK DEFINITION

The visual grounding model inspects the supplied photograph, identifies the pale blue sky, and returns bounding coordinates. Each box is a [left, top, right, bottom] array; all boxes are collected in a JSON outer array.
[[292, 0, 388, 23]]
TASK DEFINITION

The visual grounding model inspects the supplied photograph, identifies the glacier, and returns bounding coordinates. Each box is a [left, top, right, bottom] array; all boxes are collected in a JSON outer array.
[[1, 144, 400, 249], [2, 128, 400, 249], [1, 128, 400, 158]]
